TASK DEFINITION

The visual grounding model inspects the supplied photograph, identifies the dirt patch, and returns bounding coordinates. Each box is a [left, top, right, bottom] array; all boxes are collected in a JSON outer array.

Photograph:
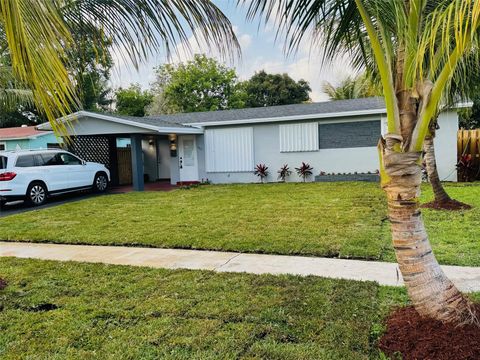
[[0, 278, 7, 290], [379, 305, 480, 360], [27, 303, 59, 312], [421, 199, 472, 211]]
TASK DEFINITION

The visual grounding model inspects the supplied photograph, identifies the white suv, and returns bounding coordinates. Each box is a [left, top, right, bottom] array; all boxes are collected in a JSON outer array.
[[0, 149, 110, 207]]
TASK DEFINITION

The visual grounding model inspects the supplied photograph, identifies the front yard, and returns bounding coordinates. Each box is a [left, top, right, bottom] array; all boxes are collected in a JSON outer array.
[[1, 182, 479, 266], [0, 257, 408, 359]]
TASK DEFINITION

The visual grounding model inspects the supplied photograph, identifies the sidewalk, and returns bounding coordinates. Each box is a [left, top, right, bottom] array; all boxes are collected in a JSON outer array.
[[1, 241, 479, 292]]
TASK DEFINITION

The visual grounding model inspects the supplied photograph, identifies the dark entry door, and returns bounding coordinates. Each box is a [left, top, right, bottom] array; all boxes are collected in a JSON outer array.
[[117, 148, 132, 185]]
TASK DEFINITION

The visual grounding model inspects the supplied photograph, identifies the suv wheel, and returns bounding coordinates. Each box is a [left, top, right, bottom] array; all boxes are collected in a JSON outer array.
[[93, 173, 108, 193], [26, 182, 47, 206]]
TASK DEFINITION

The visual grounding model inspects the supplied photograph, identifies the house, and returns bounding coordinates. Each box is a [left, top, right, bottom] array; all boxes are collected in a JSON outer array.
[[0, 126, 62, 152], [38, 97, 460, 190]]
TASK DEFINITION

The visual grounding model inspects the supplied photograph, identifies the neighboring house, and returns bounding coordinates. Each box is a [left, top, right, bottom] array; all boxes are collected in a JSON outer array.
[[0, 126, 61, 152], [38, 97, 460, 190]]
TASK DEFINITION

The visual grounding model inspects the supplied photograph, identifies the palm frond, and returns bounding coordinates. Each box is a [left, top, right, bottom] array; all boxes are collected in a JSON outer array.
[[59, 0, 240, 67], [0, 0, 239, 136], [0, 0, 76, 134]]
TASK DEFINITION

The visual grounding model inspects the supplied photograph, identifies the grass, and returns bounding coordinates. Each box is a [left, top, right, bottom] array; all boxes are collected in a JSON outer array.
[[0, 257, 411, 359], [1, 182, 479, 266]]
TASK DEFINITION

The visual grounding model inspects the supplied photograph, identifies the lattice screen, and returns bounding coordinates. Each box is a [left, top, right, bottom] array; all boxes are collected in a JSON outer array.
[[67, 136, 112, 169]]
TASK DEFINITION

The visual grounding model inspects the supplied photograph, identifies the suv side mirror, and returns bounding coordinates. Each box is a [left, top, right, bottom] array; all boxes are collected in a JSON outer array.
[[81, 160, 87, 166]]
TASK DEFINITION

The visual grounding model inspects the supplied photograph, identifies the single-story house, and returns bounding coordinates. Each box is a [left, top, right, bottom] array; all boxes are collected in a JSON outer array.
[[38, 97, 460, 190], [0, 126, 62, 152]]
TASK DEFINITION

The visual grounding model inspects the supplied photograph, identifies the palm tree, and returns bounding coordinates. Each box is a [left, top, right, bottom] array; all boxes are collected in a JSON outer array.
[[244, 0, 479, 324], [0, 0, 238, 134], [322, 73, 382, 100]]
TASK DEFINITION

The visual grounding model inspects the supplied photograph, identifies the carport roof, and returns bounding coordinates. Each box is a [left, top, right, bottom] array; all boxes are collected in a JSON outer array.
[[39, 111, 203, 134]]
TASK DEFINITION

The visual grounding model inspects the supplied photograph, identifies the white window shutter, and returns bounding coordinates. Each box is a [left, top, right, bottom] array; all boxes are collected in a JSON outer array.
[[205, 127, 254, 172], [279, 122, 318, 152]]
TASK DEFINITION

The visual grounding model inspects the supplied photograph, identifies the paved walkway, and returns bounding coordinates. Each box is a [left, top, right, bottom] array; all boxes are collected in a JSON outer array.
[[1, 241, 479, 292]]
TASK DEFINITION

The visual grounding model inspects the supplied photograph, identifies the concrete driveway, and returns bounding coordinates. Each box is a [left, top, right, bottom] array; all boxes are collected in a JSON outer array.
[[0, 191, 108, 218]]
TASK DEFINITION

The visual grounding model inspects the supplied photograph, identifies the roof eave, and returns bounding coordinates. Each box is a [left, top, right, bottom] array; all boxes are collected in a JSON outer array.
[[0, 131, 54, 141]]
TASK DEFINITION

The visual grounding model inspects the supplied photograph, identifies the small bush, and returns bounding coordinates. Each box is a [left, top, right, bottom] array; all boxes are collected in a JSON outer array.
[[295, 162, 313, 182], [277, 164, 292, 182], [254, 163, 269, 183]]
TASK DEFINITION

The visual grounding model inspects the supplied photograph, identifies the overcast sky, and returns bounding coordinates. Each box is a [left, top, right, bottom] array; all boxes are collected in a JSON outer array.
[[110, 1, 357, 102]]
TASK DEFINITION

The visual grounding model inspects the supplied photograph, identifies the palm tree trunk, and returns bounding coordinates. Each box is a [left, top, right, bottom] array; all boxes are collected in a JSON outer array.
[[382, 134, 474, 324], [424, 135, 452, 203]]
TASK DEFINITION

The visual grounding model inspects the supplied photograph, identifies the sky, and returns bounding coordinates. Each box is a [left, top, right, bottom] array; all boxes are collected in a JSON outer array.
[[110, 1, 357, 102]]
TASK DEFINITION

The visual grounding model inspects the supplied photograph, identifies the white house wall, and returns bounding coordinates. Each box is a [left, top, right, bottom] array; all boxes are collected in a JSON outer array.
[[204, 118, 381, 184], [435, 110, 458, 181], [201, 112, 459, 184]]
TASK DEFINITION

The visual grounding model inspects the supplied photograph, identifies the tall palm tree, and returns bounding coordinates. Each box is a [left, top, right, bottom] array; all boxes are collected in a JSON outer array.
[[244, 0, 479, 324], [0, 0, 238, 134]]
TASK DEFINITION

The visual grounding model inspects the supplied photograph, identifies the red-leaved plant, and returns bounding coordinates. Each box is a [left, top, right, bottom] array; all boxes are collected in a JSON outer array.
[[295, 162, 313, 182], [277, 164, 292, 182], [254, 163, 269, 183], [457, 154, 478, 182]]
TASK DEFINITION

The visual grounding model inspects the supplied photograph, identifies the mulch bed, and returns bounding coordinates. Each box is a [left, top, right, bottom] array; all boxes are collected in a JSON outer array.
[[379, 305, 480, 360], [421, 199, 472, 211]]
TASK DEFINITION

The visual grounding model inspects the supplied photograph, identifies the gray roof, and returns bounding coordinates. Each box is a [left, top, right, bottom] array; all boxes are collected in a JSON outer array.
[[144, 97, 386, 125], [97, 113, 196, 129]]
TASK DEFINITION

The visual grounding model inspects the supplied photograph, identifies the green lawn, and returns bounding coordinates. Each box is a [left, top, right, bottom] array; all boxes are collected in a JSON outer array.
[[0, 257, 410, 359], [1, 182, 479, 266]]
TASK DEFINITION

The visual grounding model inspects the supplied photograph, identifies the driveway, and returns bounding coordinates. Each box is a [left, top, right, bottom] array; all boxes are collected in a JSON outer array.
[[0, 191, 108, 218]]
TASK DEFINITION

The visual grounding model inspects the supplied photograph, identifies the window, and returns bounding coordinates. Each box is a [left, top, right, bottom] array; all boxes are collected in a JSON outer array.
[[0, 156, 7, 169], [59, 153, 82, 165], [15, 155, 36, 167], [0, 142, 5, 151], [47, 143, 61, 149], [41, 153, 63, 166], [319, 120, 381, 149], [205, 127, 254, 172], [279, 122, 319, 152]]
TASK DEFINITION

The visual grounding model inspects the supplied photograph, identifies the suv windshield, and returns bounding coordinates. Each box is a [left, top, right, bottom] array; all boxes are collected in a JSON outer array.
[[0, 156, 6, 170]]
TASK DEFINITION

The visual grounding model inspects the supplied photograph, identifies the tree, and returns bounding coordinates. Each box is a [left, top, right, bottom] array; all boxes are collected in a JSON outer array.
[[115, 84, 153, 117], [242, 70, 311, 107], [460, 99, 480, 129], [149, 54, 245, 114], [322, 73, 382, 100], [0, 28, 36, 127], [66, 24, 113, 112], [0, 0, 238, 134], [246, 0, 480, 324]]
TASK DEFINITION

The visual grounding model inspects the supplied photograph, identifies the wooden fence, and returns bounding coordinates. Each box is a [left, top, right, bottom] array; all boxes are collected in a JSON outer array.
[[457, 129, 480, 181]]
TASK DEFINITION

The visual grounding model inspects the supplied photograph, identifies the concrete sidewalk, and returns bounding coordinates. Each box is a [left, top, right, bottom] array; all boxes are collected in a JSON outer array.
[[1, 241, 479, 292]]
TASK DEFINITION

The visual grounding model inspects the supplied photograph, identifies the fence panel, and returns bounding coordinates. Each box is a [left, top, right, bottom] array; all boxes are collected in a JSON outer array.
[[457, 129, 480, 181]]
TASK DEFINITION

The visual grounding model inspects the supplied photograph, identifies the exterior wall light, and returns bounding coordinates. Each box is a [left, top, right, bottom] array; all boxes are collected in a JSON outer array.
[[168, 134, 177, 157]]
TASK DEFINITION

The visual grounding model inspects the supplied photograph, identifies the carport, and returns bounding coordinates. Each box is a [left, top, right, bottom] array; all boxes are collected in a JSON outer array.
[[38, 112, 204, 191]]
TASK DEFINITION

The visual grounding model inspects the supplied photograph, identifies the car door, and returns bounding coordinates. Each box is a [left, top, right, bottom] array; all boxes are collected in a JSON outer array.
[[39, 152, 70, 191], [58, 153, 92, 188]]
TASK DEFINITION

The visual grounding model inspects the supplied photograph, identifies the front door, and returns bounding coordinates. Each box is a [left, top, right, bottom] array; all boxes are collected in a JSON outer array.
[[179, 135, 198, 182]]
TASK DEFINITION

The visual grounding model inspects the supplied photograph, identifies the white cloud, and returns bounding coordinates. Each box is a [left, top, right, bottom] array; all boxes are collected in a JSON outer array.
[[238, 34, 252, 49]]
